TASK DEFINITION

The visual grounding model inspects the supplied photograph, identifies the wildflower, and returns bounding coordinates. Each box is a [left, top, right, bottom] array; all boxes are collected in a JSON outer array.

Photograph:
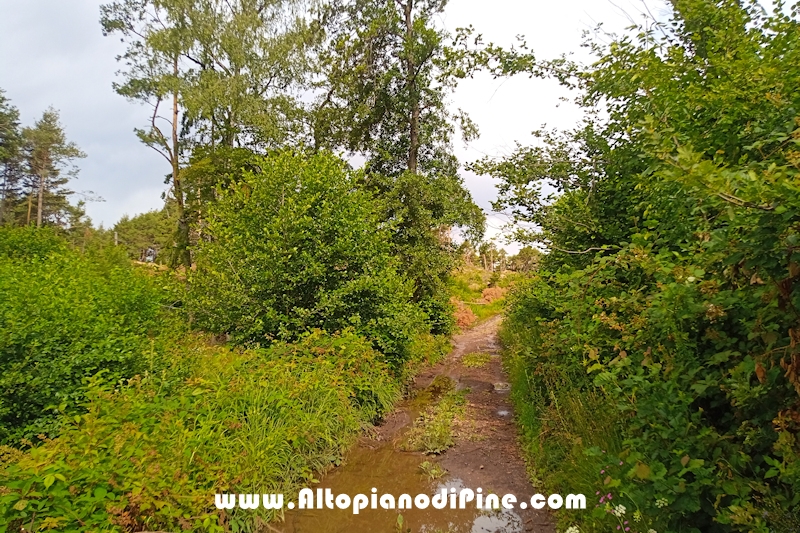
[[655, 498, 668, 508], [564, 526, 580, 533], [612, 504, 627, 517], [648, 530, 657, 533], [633, 510, 642, 522]]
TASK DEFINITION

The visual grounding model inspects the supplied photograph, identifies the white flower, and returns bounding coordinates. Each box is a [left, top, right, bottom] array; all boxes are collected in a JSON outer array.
[[655, 497, 668, 508], [648, 529, 657, 533], [612, 504, 626, 517], [564, 527, 580, 533]]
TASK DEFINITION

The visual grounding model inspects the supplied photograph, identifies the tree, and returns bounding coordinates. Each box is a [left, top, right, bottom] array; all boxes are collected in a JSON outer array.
[[21, 108, 85, 228], [313, 0, 485, 331], [100, 0, 314, 267], [489, 1, 800, 529], [0, 90, 22, 225], [114, 206, 177, 263], [509, 246, 540, 273], [478, 240, 496, 271]]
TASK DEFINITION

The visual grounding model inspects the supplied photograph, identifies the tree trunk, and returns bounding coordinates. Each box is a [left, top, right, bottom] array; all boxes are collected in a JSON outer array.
[[171, 59, 192, 269], [404, 0, 420, 174], [36, 171, 45, 227], [26, 188, 33, 225]]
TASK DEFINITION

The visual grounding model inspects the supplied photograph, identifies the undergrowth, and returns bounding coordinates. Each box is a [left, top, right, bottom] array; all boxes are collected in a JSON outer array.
[[0, 331, 400, 532], [402, 378, 466, 455]]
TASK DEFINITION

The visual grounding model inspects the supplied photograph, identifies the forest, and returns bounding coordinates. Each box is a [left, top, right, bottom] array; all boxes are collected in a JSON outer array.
[[1, 0, 800, 532]]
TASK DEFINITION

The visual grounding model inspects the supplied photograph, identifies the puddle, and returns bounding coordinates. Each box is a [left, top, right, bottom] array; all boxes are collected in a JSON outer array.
[[280, 380, 526, 533], [492, 382, 510, 392], [281, 441, 517, 533]]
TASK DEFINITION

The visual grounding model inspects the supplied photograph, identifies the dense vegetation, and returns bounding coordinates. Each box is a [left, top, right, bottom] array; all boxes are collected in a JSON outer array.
[[4, 0, 800, 532], [0, 228, 179, 444], [188, 151, 426, 368], [483, 1, 800, 531]]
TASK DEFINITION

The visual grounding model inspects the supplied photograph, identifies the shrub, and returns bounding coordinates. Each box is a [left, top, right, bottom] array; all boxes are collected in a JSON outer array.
[[188, 150, 425, 369], [0, 227, 180, 444], [0, 330, 399, 533]]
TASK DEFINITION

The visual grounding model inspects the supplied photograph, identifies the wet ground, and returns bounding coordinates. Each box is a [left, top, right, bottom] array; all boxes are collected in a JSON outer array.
[[279, 316, 554, 533]]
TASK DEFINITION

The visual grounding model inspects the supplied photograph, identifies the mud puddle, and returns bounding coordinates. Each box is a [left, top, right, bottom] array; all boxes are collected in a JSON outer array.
[[279, 316, 553, 533]]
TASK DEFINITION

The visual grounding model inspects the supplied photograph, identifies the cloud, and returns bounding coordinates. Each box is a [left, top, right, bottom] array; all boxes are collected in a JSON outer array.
[[0, 0, 652, 229]]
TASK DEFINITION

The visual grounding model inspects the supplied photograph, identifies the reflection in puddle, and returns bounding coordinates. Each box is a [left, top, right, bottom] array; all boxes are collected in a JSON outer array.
[[281, 444, 525, 533]]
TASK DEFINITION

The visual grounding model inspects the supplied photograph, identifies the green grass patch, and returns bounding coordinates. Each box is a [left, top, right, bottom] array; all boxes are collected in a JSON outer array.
[[462, 352, 492, 368], [418, 460, 447, 480], [402, 380, 466, 455]]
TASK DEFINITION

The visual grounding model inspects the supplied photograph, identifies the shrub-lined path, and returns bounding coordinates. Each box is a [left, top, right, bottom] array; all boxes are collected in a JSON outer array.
[[282, 316, 554, 533]]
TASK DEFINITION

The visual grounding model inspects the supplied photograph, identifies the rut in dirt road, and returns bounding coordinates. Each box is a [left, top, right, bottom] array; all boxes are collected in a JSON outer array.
[[282, 316, 555, 533]]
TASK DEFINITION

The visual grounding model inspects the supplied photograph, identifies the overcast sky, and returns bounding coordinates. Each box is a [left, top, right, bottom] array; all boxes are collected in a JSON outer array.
[[0, 0, 657, 248]]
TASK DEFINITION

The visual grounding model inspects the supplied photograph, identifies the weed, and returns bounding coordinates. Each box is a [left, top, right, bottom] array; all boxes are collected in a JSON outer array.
[[418, 460, 447, 480], [402, 386, 466, 454]]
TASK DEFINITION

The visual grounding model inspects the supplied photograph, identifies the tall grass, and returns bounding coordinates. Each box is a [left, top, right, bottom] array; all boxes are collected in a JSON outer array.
[[0, 331, 400, 533]]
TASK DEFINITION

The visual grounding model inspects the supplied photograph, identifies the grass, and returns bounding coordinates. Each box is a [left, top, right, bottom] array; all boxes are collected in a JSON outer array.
[[462, 352, 492, 368], [502, 322, 625, 531], [0, 331, 409, 532], [402, 379, 467, 454]]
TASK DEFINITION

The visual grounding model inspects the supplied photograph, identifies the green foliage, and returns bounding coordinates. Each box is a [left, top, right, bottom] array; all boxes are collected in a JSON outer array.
[[0, 330, 399, 533], [492, 1, 800, 531], [113, 207, 176, 263], [188, 150, 426, 369], [419, 460, 447, 480], [0, 227, 179, 444], [314, 0, 486, 335]]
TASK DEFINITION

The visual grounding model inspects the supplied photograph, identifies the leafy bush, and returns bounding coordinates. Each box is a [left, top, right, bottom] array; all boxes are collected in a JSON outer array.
[[0, 227, 179, 444], [188, 150, 426, 369], [487, 2, 800, 531], [0, 330, 399, 533]]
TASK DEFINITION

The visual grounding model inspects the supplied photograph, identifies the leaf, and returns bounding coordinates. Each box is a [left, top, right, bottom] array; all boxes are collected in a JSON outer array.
[[755, 363, 767, 384], [681, 455, 690, 467], [12, 499, 28, 511], [43, 474, 56, 488], [635, 462, 651, 479]]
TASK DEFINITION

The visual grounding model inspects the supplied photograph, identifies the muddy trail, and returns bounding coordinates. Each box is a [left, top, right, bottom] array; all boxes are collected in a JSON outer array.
[[280, 316, 555, 533]]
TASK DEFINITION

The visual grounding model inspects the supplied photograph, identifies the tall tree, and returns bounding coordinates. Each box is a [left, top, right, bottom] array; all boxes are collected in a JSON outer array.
[[21, 108, 85, 228], [100, 0, 314, 267], [313, 0, 484, 330], [0, 90, 22, 225]]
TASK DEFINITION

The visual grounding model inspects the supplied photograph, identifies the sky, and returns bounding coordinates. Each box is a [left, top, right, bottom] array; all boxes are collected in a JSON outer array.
[[0, 0, 659, 249]]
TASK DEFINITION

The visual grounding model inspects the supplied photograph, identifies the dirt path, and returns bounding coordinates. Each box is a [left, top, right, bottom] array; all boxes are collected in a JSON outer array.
[[281, 316, 554, 533]]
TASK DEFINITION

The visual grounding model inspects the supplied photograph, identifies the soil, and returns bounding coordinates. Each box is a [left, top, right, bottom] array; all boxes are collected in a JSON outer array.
[[279, 315, 555, 533]]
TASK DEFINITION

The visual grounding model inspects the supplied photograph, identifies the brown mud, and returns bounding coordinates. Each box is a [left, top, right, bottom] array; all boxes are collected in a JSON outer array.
[[279, 315, 554, 533]]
